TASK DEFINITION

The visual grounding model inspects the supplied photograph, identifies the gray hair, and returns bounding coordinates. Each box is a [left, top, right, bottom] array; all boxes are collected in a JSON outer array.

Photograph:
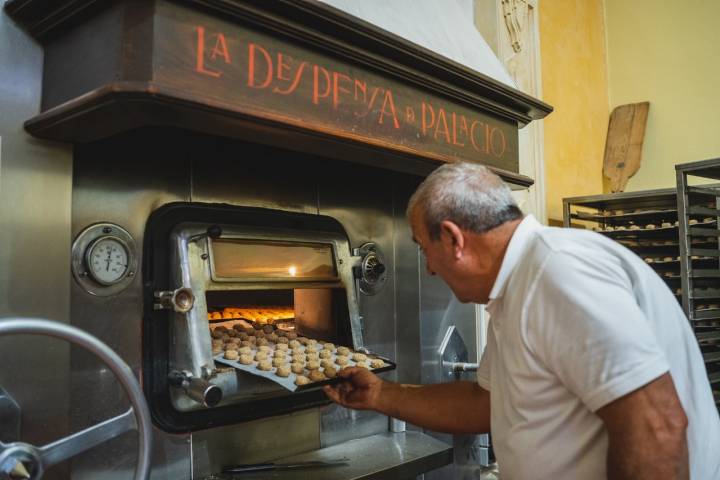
[[407, 162, 522, 241]]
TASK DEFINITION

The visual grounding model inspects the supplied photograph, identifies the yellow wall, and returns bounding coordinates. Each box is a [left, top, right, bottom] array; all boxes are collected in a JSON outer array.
[[539, 0, 610, 222], [605, 0, 720, 191]]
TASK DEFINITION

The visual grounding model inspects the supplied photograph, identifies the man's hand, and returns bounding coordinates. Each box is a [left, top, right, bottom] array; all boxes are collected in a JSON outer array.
[[324, 370, 491, 434], [597, 372, 689, 480], [323, 367, 384, 410]]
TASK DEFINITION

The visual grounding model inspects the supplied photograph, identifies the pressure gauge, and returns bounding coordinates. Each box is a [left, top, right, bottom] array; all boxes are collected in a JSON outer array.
[[86, 236, 130, 285], [72, 223, 138, 296]]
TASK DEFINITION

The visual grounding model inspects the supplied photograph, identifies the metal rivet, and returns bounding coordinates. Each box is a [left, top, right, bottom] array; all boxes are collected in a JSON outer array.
[[102, 227, 112, 234], [201, 253, 209, 260], [128, 271, 135, 277], [338, 259, 343, 264]]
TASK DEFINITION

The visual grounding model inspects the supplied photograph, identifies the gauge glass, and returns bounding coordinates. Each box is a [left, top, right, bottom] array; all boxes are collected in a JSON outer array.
[[87, 237, 129, 285]]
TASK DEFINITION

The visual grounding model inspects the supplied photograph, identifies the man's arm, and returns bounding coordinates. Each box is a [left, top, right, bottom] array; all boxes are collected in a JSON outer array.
[[323, 367, 491, 434], [596, 372, 689, 480]]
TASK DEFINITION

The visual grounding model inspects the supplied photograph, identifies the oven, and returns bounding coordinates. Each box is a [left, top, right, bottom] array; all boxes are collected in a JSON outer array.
[[142, 201, 390, 431], [0, 0, 551, 478]]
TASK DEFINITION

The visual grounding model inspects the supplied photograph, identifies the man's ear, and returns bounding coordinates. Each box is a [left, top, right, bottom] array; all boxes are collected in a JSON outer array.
[[439, 220, 465, 259]]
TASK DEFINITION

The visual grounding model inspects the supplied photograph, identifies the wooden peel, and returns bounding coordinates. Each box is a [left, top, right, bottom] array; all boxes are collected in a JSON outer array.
[[603, 102, 650, 192]]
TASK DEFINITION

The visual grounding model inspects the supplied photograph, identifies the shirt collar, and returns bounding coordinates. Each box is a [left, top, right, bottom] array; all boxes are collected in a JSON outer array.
[[487, 214, 543, 302]]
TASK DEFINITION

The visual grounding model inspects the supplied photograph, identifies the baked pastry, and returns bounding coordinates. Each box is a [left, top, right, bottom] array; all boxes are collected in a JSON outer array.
[[295, 375, 310, 386], [335, 356, 349, 366], [306, 339, 318, 346], [226, 329, 238, 337], [273, 357, 286, 367], [276, 337, 289, 344], [306, 360, 320, 370], [336, 346, 350, 356], [274, 349, 286, 358], [320, 359, 334, 369], [256, 338, 269, 347], [292, 354, 306, 363], [257, 360, 273, 371], [288, 340, 301, 349], [291, 362, 305, 374], [298, 337, 310, 345], [323, 343, 335, 350], [308, 370, 325, 382], [324, 366, 337, 378], [285, 332, 298, 340], [212, 346, 223, 355], [355, 362, 369, 369], [238, 346, 252, 355], [275, 343, 289, 351], [263, 324, 275, 334], [319, 350, 332, 359], [306, 353, 320, 362], [224, 350, 239, 361], [254, 351, 269, 361], [275, 365, 291, 378], [257, 345, 272, 353], [240, 340, 254, 348], [239, 354, 254, 365], [305, 346, 318, 354], [352, 353, 367, 362], [267, 333, 279, 343], [211, 329, 225, 339], [370, 359, 385, 368]]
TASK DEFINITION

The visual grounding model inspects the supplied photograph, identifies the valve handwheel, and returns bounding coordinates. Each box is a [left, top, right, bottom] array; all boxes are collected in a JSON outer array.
[[0, 319, 152, 480]]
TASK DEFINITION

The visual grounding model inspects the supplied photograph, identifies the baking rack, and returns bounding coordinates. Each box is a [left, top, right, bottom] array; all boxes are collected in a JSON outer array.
[[563, 188, 687, 302], [676, 158, 720, 409]]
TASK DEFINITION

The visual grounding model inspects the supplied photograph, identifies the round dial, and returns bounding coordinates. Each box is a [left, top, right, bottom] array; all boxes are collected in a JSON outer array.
[[86, 237, 130, 285]]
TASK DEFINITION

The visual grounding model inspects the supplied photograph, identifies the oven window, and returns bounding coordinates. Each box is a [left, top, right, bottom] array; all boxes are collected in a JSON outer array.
[[210, 240, 337, 280]]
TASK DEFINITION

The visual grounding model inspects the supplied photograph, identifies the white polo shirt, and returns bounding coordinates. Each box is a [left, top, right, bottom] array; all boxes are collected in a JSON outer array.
[[477, 215, 720, 479]]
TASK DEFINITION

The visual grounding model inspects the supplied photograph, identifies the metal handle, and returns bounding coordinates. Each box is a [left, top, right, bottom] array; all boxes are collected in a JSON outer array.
[[168, 371, 223, 407], [447, 362, 479, 373], [0, 318, 153, 480]]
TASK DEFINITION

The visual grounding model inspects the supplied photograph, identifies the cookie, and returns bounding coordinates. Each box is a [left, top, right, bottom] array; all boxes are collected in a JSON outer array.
[[295, 375, 310, 386], [224, 349, 239, 361], [306, 360, 320, 370], [308, 369, 325, 382], [320, 359, 334, 369], [239, 354, 254, 365], [291, 362, 305, 374], [323, 343, 335, 350], [272, 357, 286, 367], [324, 366, 337, 378], [275, 343, 289, 351], [275, 365, 291, 378], [336, 346, 350, 356], [370, 359, 385, 368], [352, 353, 367, 362], [335, 356, 349, 366], [257, 360, 273, 371], [319, 350, 332, 359]]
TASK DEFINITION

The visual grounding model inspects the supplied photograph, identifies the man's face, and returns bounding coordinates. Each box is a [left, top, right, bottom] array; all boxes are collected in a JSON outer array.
[[410, 208, 477, 302]]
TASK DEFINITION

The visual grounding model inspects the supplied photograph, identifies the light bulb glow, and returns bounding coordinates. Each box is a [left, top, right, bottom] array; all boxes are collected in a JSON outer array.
[[288, 266, 297, 276]]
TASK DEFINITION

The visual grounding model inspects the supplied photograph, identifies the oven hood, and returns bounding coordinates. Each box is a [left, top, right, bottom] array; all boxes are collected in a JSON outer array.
[[5, 0, 552, 187]]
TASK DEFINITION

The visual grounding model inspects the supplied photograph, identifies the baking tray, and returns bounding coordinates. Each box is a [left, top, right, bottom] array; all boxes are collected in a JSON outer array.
[[214, 346, 395, 392]]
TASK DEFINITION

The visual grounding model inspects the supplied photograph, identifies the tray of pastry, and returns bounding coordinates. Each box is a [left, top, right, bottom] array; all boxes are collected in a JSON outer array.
[[210, 323, 395, 392], [572, 208, 678, 222]]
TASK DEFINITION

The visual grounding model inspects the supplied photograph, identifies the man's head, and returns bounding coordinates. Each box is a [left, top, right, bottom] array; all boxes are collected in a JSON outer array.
[[407, 162, 523, 303]]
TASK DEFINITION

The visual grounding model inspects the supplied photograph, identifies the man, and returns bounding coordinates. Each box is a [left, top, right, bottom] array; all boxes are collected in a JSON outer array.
[[324, 162, 720, 479]]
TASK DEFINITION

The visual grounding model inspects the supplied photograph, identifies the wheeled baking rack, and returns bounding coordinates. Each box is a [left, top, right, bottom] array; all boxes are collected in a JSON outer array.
[[563, 188, 685, 303], [676, 158, 720, 409]]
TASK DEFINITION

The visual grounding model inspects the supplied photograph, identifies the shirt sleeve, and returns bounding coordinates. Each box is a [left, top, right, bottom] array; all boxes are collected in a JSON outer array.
[[524, 249, 670, 412], [476, 327, 495, 391]]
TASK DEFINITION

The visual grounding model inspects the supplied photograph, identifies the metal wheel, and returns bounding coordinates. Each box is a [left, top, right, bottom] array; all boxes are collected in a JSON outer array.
[[0, 319, 152, 480]]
